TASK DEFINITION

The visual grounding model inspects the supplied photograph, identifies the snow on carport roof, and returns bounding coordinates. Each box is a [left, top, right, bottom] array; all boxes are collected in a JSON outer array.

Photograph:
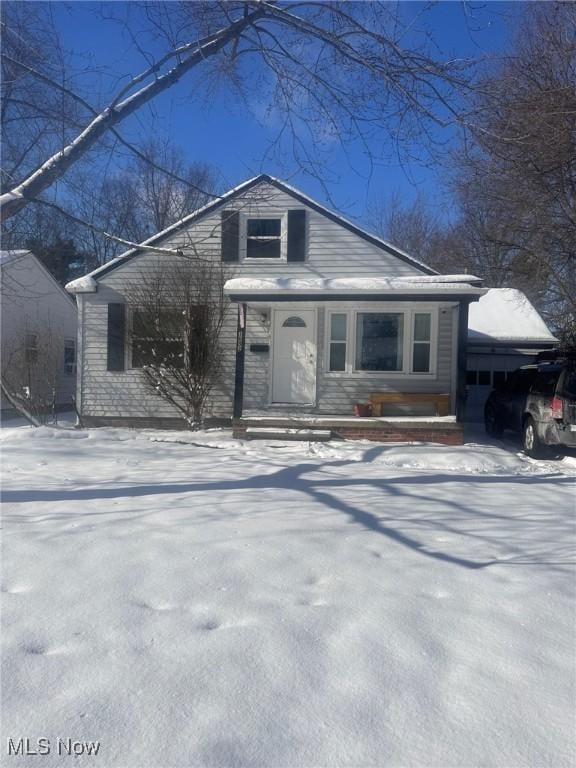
[[468, 288, 557, 343]]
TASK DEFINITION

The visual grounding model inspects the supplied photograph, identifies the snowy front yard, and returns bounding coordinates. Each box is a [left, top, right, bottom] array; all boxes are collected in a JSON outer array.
[[1, 425, 575, 768]]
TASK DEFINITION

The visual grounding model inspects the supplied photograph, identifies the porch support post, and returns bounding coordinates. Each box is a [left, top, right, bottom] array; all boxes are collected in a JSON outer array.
[[456, 299, 470, 423], [233, 303, 247, 419]]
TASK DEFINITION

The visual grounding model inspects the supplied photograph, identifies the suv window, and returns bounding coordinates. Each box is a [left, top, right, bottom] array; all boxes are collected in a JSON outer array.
[[561, 368, 576, 398], [507, 368, 537, 394], [531, 367, 561, 397]]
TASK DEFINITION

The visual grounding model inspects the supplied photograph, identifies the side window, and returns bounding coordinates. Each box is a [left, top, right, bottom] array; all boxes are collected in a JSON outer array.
[[562, 368, 576, 398], [509, 369, 537, 394], [64, 338, 76, 375], [532, 368, 560, 396], [328, 313, 347, 372], [466, 370, 478, 385], [411, 312, 432, 373]]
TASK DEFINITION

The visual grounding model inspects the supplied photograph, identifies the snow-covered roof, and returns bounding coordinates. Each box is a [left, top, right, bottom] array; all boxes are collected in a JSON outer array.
[[225, 275, 485, 298], [468, 288, 557, 343], [66, 174, 437, 292], [1, 248, 76, 304], [0, 249, 31, 266]]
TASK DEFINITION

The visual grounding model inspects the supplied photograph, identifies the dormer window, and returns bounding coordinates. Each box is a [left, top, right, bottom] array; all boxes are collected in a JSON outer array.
[[221, 208, 306, 262], [246, 218, 282, 259]]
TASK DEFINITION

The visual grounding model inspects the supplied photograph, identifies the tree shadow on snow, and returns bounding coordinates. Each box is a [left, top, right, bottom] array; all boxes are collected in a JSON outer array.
[[2, 445, 574, 570]]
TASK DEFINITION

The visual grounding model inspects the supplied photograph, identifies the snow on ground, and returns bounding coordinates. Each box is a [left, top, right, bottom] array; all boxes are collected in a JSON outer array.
[[1, 425, 575, 768]]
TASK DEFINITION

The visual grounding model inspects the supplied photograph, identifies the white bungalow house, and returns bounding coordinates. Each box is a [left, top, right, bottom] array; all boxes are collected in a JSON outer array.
[[66, 175, 487, 444], [1, 249, 77, 414]]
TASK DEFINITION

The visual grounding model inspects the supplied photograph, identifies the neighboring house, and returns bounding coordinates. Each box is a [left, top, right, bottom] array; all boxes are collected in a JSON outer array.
[[1, 249, 78, 414], [466, 289, 557, 422], [67, 175, 486, 444]]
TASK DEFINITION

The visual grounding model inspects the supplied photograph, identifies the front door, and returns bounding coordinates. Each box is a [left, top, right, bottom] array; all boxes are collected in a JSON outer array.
[[272, 310, 316, 404]]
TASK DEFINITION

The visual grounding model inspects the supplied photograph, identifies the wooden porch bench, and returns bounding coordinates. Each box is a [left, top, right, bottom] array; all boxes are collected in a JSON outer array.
[[369, 392, 451, 417]]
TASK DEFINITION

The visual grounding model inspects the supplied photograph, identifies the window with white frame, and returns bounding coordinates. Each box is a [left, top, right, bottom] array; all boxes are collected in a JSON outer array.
[[356, 312, 404, 371], [411, 313, 432, 373], [328, 313, 347, 371], [327, 308, 437, 375], [246, 217, 282, 258], [131, 308, 185, 369]]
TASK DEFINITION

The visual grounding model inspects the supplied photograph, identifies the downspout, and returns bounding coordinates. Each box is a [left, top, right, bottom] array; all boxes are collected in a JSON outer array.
[[233, 303, 246, 419], [456, 299, 470, 423], [76, 294, 85, 420]]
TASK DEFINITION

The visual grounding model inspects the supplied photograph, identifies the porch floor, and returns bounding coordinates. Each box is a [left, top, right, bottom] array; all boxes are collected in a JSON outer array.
[[241, 412, 457, 426], [235, 412, 463, 445]]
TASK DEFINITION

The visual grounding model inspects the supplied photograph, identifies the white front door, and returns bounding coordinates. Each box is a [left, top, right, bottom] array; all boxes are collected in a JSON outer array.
[[272, 310, 316, 404]]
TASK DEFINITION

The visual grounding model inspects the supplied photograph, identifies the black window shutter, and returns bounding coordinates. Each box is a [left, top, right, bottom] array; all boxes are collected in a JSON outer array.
[[287, 209, 307, 262], [107, 303, 125, 371], [221, 210, 240, 262]]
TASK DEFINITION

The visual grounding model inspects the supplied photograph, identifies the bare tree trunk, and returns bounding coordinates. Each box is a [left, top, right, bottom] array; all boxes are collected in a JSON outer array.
[[1, 379, 42, 427]]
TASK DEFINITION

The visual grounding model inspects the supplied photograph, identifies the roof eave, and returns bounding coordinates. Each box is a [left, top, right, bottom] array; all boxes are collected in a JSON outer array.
[[226, 287, 486, 303]]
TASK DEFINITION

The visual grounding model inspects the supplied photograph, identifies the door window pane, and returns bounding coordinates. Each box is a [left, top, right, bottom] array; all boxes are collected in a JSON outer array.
[[355, 313, 403, 371], [283, 316, 306, 328]]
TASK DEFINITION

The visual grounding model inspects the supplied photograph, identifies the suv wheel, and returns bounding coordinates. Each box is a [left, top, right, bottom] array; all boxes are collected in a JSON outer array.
[[485, 405, 503, 437], [522, 416, 547, 459]]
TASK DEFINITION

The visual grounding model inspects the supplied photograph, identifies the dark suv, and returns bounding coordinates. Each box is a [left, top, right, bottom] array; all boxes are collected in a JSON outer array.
[[484, 356, 576, 457]]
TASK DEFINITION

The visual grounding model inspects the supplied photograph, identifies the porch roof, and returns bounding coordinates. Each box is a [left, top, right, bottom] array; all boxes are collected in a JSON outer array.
[[224, 276, 486, 303]]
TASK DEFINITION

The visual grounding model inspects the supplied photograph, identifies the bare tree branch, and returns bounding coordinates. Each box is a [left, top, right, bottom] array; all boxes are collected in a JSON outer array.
[[0, 5, 266, 219]]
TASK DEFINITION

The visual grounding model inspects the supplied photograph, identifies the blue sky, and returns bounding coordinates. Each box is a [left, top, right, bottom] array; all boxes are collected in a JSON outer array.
[[53, 1, 516, 226]]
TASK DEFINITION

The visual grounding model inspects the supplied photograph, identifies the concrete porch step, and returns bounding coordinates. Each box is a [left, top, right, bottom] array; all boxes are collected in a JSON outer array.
[[244, 427, 332, 442]]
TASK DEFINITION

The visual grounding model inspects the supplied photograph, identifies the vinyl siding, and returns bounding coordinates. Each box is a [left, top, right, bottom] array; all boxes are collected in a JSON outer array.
[[79, 181, 455, 420], [1, 253, 77, 409]]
